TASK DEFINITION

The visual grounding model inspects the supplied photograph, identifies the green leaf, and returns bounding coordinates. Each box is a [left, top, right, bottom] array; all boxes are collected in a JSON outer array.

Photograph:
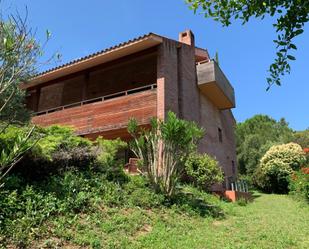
[[287, 55, 296, 60]]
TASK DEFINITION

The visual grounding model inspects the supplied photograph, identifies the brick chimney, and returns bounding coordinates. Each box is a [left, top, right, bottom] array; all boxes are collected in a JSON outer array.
[[179, 30, 195, 46]]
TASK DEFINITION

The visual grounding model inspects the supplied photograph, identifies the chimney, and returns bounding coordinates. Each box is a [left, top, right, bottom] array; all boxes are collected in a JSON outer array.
[[179, 30, 195, 46]]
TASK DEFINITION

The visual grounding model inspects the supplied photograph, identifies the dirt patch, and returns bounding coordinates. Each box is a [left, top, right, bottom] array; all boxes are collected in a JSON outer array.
[[131, 224, 153, 239]]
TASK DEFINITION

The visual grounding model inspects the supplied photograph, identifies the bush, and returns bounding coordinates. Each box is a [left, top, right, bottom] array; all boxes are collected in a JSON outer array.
[[32, 125, 92, 160], [123, 176, 165, 208], [289, 170, 309, 203], [0, 186, 60, 247], [184, 153, 223, 191], [4, 125, 128, 185], [93, 137, 127, 182], [254, 143, 306, 193]]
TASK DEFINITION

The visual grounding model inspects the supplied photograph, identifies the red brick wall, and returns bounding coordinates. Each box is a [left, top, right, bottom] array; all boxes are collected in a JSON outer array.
[[32, 90, 157, 136]]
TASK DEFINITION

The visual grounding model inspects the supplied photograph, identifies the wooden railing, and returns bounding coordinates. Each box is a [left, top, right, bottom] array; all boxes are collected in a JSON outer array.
[[35, 83, 157, 116]]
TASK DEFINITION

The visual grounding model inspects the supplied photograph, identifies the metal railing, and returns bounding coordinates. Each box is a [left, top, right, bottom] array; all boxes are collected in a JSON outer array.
[[35, 83, 157, 116], [229, 180, 249, 193]]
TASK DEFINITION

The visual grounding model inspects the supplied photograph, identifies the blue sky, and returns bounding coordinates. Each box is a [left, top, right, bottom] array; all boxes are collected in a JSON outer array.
[[5, 0, 309, 130]]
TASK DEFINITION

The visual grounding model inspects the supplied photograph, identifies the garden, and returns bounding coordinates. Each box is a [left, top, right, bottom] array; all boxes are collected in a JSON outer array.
[[0, 113, 309, 248], [0, 5, 309, 249]]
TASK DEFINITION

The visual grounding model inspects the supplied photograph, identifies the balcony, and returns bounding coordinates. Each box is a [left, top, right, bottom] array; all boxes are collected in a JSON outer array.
[[197, 60, 235, 109], [32, 84, 157, 138]]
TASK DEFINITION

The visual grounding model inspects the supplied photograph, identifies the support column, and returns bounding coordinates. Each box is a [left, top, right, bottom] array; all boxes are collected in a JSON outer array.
[[156, 39, 179, 120]]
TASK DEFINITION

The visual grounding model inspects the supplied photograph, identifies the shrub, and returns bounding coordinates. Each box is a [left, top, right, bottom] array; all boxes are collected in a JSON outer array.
[[254, 159, 292, 193], [32, 125, 92, 160], [184, 153, 223, 191], [254, 143, 306, 193], [260, 143, 305, 170], [0, 123, 37, 185], [128, 111, 204, 197], [123, 176, 165, 208], [94, 137, 127, 182], [0, 186, 60, 247], [289, 170, 309, 203]]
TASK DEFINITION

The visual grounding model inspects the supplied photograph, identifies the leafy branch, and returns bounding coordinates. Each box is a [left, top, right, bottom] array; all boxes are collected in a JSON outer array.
[[187, 0, 309, 89]]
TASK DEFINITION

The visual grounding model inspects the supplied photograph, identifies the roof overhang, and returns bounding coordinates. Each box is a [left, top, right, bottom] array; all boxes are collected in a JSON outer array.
[[21, 34, 163, 89]]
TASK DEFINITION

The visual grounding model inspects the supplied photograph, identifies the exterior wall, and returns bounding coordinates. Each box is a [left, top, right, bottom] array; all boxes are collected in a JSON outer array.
[[157, 33, 237, 190], [156, 39, 179, 119], [177, 43, 200, 123], [198, 94, 237, 188], [32, 89, 157, 137]]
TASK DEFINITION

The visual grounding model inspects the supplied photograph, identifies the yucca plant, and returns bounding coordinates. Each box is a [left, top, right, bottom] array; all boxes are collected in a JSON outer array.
[[128, 111, 204, 197]]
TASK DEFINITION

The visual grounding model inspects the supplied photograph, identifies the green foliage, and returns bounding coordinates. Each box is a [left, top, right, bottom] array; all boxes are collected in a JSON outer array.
[[292, 129, 309, 149], [94, 137, 127, 182], [186, 0, 309, 88], [95, 137, 127, 165], [128, 111, 204, 197], [184, 153, 223, 191], [0, 186, 59, 247], [0, 9, 51, 122], [0, 124, 130, 186], [236, 197, 248, 206], [123, 176, 165, 208], [0, 169, 226, 247], [32, 125, 91, 160], [0, 123, 36, 185], [289, 171, 309, 203], [236, 115, 293, 175], [254, 143, 306, 193]]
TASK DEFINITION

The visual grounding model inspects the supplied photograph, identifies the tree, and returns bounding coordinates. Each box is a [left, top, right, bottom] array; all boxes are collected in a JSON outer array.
[[0, 7, 52, 185], [186, 0, 309, 89], [292, 129, 309, 148], [128, 111, 204, 197], [236, 115, 293, 175]]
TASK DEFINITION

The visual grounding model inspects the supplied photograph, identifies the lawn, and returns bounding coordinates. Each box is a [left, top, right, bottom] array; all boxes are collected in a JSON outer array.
[[29, 191, 308, 249]]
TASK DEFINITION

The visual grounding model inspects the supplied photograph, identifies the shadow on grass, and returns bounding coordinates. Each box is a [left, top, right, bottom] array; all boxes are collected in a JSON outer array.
[[250, 191, 262, 200], [167, 192, 225, 218]]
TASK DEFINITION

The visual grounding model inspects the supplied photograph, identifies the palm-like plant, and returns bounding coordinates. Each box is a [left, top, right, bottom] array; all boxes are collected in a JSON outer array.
[[128, 112, 204, 196]]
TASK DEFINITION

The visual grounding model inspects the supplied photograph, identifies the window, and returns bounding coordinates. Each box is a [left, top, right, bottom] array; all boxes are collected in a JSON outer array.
[[218, 127, 223, 143], [232, 160, 235, 174]]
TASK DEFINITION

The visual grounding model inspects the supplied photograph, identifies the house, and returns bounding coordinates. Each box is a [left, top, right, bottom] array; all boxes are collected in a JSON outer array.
[[22, 30, 237, 189]]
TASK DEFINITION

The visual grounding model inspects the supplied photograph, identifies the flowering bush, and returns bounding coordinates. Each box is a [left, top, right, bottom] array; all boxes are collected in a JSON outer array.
[[254, 143, 306, 193]]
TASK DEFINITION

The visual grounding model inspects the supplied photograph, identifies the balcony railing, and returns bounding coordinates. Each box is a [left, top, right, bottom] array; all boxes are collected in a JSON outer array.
[[35, 83, 157, 116]]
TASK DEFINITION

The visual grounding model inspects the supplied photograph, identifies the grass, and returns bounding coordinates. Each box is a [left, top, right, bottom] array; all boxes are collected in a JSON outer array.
[[1, 173, 308, 249], [38, 193, 309, 249]]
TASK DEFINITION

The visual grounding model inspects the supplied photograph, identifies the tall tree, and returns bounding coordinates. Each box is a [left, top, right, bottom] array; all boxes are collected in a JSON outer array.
[[236, 115, 293, 175], [186, 0, 309, 89]]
